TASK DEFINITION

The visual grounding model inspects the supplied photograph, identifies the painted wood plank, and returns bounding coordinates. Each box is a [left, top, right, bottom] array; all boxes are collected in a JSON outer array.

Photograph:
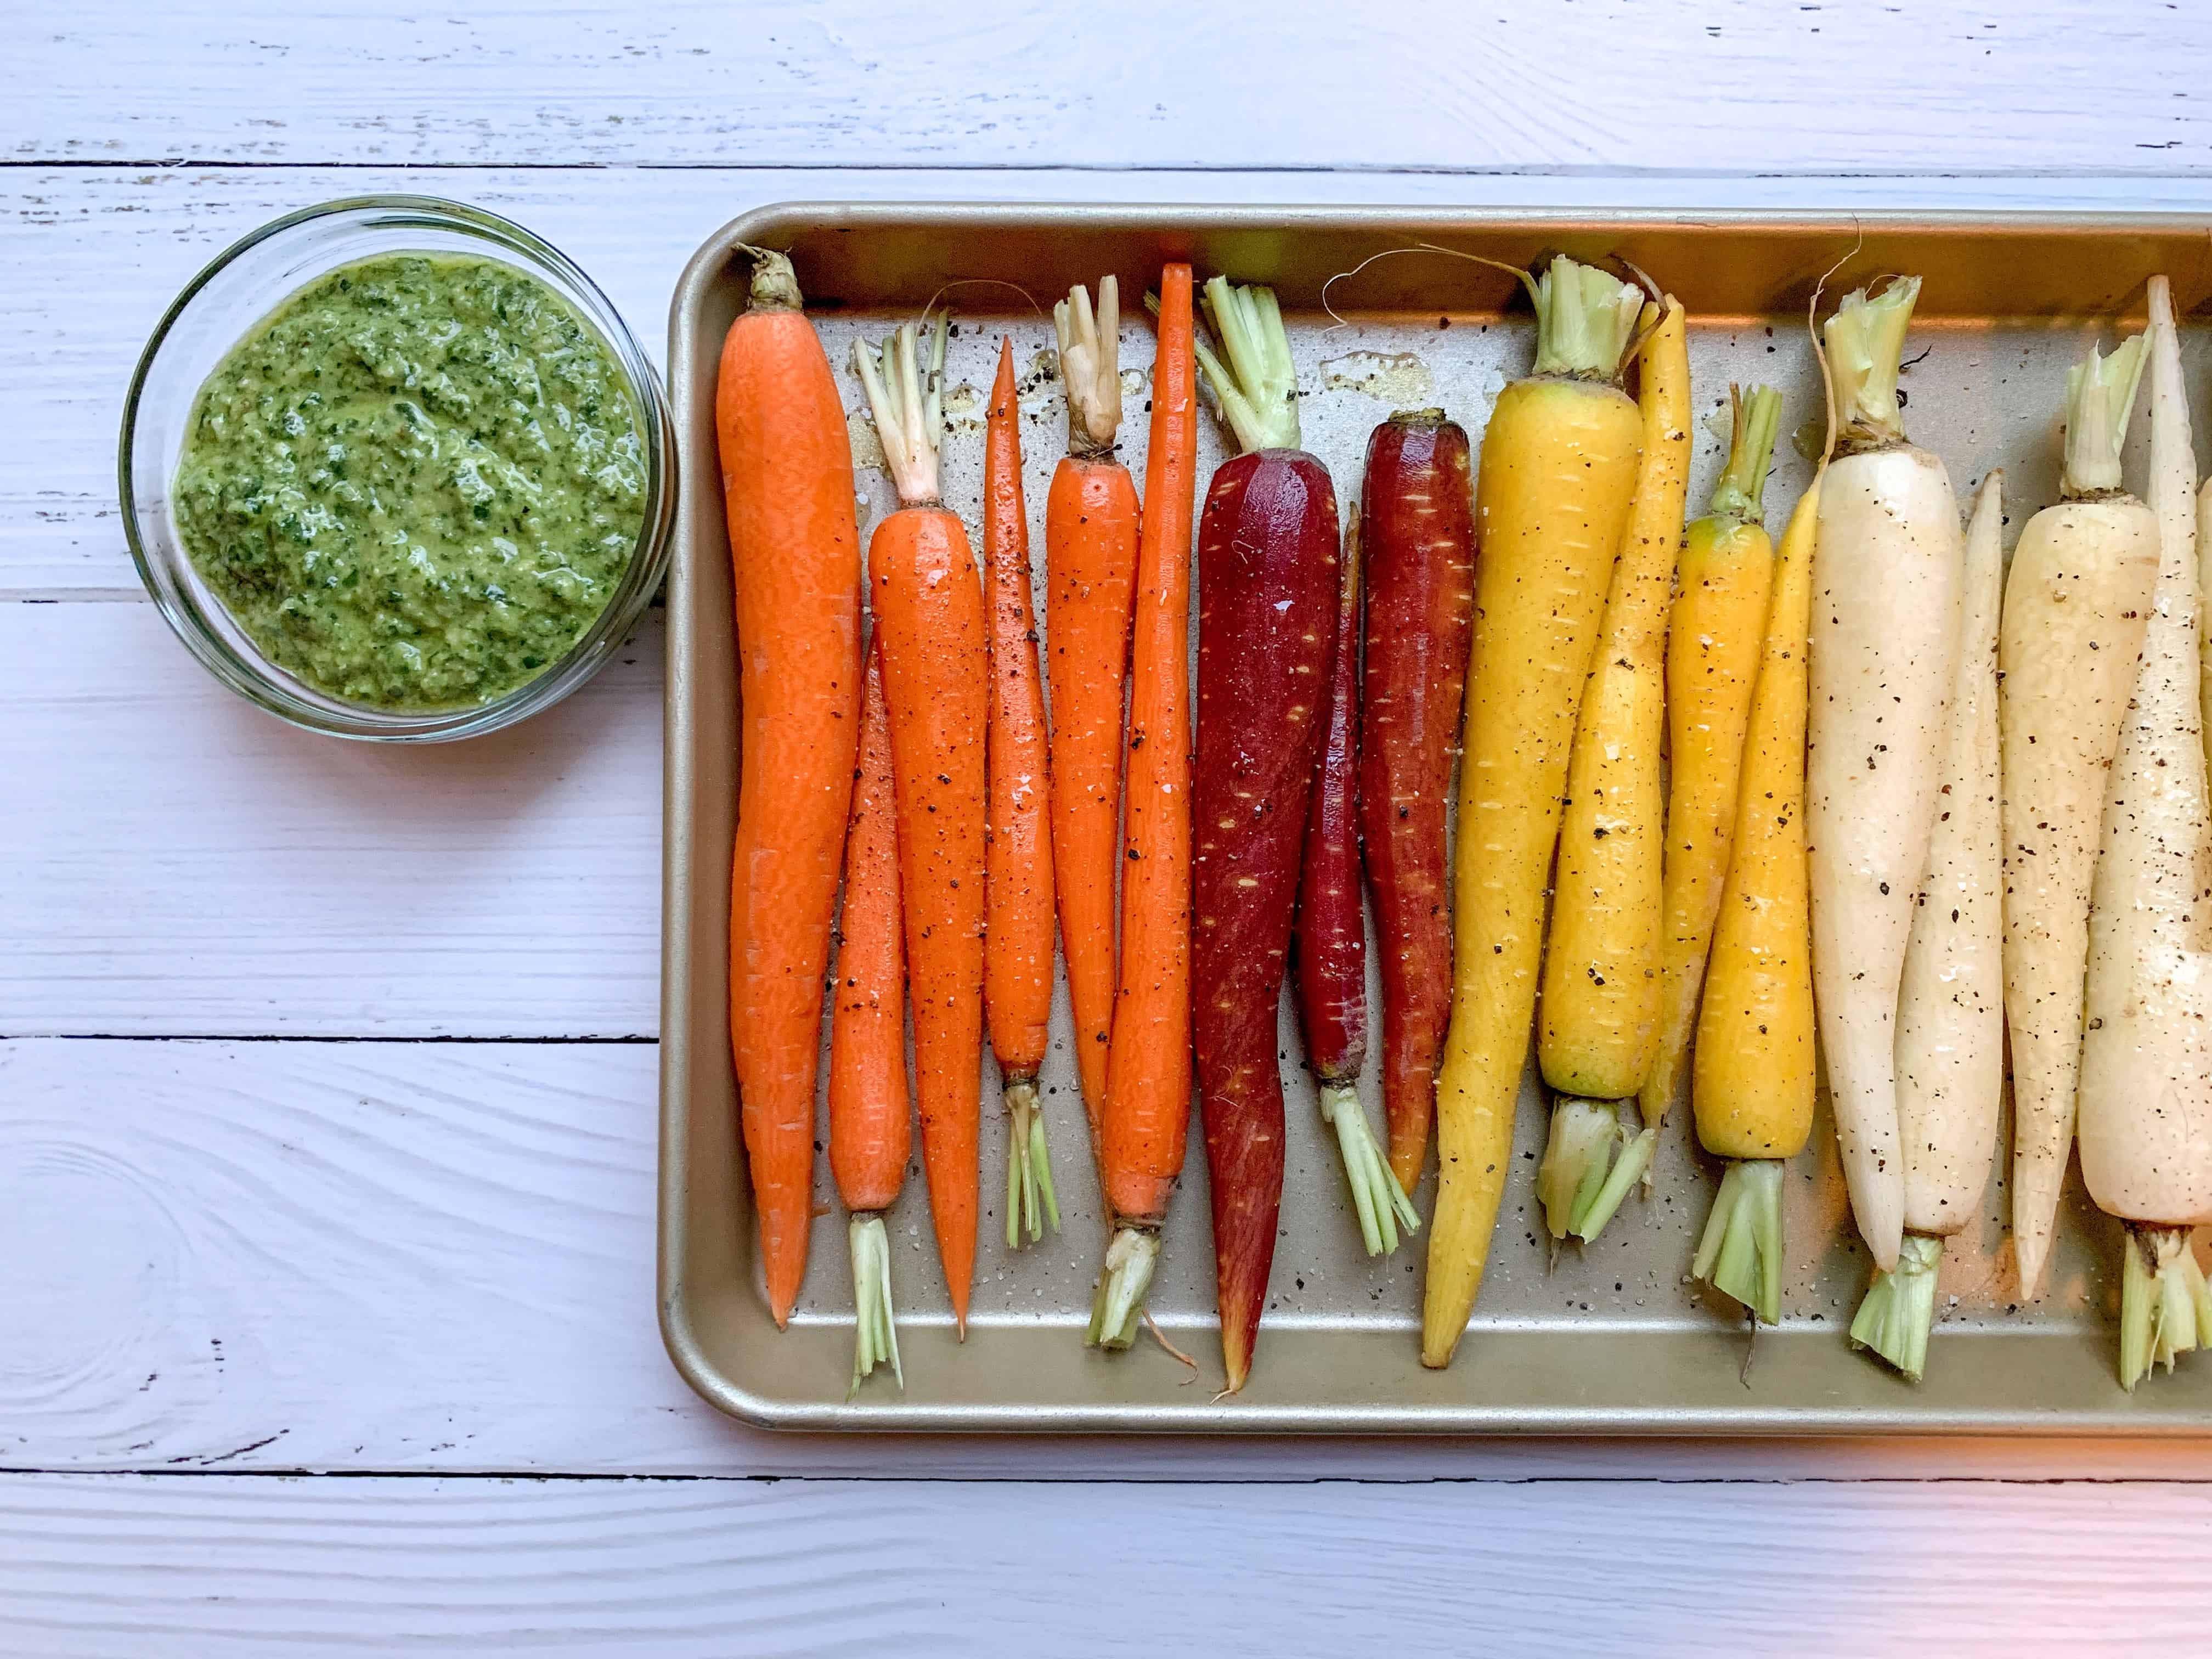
[[18, 165, 2212, 598], [9, 0, 2210, 174], [3, 1035, 2206, 1482], [0, 603, 661, 1037], [3, 1470, 2209, 1655]]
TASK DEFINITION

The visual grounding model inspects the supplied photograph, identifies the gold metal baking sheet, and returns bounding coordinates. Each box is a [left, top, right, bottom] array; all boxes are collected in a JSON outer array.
[[663, 204, 2212, 1433]]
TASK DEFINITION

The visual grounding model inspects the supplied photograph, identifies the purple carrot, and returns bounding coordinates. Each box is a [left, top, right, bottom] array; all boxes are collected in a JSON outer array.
[[1358, 410, 1476, 1193], [1296, 521, 1418, 1256], [1190, 275, 1339, 1393]]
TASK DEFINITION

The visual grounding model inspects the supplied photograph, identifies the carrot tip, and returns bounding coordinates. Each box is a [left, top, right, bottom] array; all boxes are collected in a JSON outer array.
[[1085, 1226, 1160, 1350]]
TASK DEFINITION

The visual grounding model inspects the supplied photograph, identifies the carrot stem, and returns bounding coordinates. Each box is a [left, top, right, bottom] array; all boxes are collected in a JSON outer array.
[[1849, 1232, 1942, 1383], [1320, 1083, 1419, 1256], [1576, 1124, 1656, 1242], [1536, 1098, 1655, 1243], [1087, 1226, 1161, 1350], [1056, 277, 1124, 458], [1824, 276, 1919, 453], [853, 313, 950, 504], [1002, 1079, 1060, 1248], [846, 1212, 902, 1396], [2120, 1224, 2212, 1390], [1692, 1158, 1786, 1325], [1194, 276, 1300, 453]]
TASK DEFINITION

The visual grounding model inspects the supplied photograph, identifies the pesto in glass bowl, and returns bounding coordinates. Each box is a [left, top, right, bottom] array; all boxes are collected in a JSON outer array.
[[123, 198, 673, 741]]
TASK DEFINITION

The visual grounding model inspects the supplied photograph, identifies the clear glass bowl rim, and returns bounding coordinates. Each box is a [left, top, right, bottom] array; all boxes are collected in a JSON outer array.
[[118, 193, 675, 742]]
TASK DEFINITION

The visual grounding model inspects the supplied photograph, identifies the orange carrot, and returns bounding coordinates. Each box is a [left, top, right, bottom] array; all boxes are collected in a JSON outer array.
[[983, 336, 1060, 1249], [1046, 277, 1139, 1149], [1088, 263, 1199, 1348], [852, 316, 989, 1334], [716, 247, 862, 1328], [828, 640, 911, 1391]]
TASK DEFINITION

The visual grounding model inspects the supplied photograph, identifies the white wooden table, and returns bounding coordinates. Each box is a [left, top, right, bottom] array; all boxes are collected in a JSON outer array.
[[8, 3, 2212, 1650]]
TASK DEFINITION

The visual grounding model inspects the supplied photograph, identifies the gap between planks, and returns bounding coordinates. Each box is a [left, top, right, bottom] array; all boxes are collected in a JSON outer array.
[[3, 1462, 2208, 1488]]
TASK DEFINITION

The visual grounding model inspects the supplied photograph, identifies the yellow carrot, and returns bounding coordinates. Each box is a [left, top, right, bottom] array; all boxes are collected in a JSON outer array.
[[1688, 472, 1824, 1326], [1534, 297, 1690, 1243], [1637, 386, 1784, 1139], [1423, 256, 1648, 1369]]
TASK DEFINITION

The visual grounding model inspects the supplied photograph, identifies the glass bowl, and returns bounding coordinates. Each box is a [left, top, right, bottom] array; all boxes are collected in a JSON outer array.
[[120, 195, 675, 742]]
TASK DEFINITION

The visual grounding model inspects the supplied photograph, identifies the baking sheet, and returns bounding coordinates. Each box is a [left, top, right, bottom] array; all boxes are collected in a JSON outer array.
[[663, 204, 2212, 1432]]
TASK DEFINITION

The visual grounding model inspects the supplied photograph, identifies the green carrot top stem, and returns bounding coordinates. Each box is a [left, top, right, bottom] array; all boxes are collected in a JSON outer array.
[[1194, 276, 1301, 454], [851, 311, 950, 506], [737, 245, 804, 313], [2061, 333, 2149, 500], [1692, 1156, 1786, 1325], [1706, 383, 1784, 528], [846, 1212, 903, 1397], [1055, 278, 1124, 458], [1824, 276, 1921, 453], [1849, 1232, 1944, 1384], [2120, 1223, 2212, 1391], [1528, 255, 1647, 382]]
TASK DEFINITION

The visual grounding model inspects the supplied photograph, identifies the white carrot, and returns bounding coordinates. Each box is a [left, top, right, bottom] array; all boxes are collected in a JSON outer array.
[[2077, 275, 2212, 1391], [1849, 471, 2004, 1381], [1807, 276, 1965, 1273], [1998, 334, 2158, 1298]]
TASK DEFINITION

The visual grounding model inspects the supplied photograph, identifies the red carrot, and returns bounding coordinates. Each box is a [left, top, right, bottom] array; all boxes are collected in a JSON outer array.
[[1296, 522, 1419, 1257], [1299, 523, 1368, 1086], [1088, 264, 1198, 1350], [1190, 275, 1341, 1393], [1357, 410, 1476, 1193]]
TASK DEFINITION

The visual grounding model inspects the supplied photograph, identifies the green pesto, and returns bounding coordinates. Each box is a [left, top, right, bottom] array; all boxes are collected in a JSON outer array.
[[173, 252, 646, 709]]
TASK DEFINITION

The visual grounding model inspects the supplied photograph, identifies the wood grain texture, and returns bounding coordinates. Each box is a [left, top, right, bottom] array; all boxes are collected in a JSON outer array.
[[21, 167, 2212, 599], [0, 1039, 684, 1471], [9, 1, 2212, 1614], [4, 1470, 2211, 1655], [4, 1036, 2209, 1482], [7, 0, 2210, 173], [0, 605, 659, 1036]]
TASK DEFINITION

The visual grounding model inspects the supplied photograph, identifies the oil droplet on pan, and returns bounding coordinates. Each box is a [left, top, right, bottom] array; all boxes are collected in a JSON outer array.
[[1321, 350, 1434, 406]]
